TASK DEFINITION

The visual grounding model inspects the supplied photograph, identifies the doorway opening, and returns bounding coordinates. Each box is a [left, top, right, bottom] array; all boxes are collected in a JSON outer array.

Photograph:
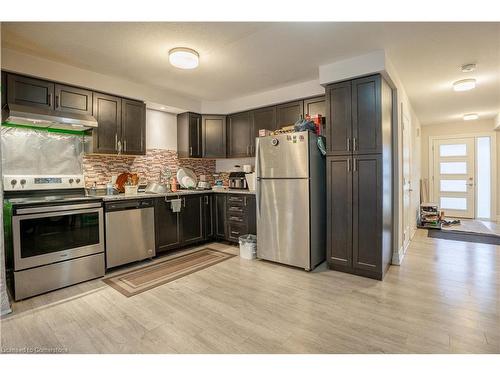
[[429, 133, 498, 235]]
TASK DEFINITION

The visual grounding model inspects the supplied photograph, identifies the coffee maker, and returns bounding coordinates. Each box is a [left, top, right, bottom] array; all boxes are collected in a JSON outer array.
[[228, 172, 248, 190]]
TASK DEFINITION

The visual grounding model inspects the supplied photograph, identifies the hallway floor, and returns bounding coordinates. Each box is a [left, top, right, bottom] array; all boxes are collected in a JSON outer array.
[[1, 231, 499, 353]]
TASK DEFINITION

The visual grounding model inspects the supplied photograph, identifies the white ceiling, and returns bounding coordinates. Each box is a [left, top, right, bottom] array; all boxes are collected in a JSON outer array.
[[2, 22, 499, 125]]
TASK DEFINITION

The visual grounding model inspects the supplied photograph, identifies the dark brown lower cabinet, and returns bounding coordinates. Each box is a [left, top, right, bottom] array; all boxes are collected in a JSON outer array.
[[155, 197, 182, 253], [226, 194, 256, 243], [327, 154, 391, 280], [155, 193, 255, 253], [214, 194, 227, 240], [180, 195, 205, 245]]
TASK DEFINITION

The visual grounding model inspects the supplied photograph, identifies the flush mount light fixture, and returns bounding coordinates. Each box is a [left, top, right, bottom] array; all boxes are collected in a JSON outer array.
[[463, 113, 479, 121], [168, 47, 199, 69], [453, 78, 476, 91]]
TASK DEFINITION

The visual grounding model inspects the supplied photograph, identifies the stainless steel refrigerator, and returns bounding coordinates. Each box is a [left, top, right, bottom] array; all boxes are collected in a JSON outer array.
[[256, 130, 326, 271]]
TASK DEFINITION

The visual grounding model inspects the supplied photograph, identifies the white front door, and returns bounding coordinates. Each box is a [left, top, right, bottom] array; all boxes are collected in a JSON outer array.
[[432, 137, 475, 218]]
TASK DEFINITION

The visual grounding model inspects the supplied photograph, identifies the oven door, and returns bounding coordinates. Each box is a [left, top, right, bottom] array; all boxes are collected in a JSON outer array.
[[12, 203, 104, 271]]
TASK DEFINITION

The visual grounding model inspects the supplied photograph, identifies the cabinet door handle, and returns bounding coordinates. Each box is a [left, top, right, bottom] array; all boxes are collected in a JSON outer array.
[[353, 158, 357, 172], [115, 134, 118, 151], [124, 140, 127, 152], [204, 196, 208, 205], [244, 196, 247, 206], [231, 231, 240, 235], [48, 93, 52, 107], [353, 137, 357, 151], [183, 197, 186, 207], [55, 95, 60, 109], [346, 137, 350, 151], [247, 145, 250, 156], [189, 146, 193, 156], [347, 158, 351, 172]]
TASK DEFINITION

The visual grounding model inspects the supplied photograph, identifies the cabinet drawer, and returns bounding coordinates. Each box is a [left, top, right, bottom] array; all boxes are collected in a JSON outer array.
[[227, 223, 247, 242], [227, 214, 246, 224], [227, 204, 245, 214], [227, 195, 245, 205]]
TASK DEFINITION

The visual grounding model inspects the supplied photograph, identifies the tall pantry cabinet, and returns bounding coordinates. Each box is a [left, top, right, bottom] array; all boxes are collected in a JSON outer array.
[[325, 74, 393, 280]]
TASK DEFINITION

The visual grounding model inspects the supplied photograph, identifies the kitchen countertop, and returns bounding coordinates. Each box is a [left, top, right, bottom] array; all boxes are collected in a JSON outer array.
[[96, 189, 255, 201]]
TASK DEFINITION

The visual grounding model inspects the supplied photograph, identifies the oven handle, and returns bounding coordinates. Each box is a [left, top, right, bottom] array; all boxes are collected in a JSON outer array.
[[15, 202, 102, 215]]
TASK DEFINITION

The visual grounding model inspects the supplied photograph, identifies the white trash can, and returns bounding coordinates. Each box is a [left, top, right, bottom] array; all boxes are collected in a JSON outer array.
[[239, 234, 257, 260]]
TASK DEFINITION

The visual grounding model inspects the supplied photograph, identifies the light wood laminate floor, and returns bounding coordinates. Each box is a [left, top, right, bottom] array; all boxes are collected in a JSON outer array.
[[1, 230, 499, 353]]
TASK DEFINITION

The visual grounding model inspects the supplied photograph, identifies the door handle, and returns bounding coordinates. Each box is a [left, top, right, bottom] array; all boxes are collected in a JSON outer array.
[[346, 138, 350, 151], [353, 158, 357, 172], [124, 140, 127, 152], [189, 146, 193, 156], [55, 95, 60, 109], [48, 93, 52, 107], [204, 196, 209, 205], [182, 197, 186, 207], [347, 158, 351, 172], [353, 137, 357, 151], [115, 134, 118, 151]]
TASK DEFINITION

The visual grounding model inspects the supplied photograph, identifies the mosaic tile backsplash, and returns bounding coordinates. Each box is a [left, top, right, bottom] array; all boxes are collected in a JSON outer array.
[[82, 149, 217, 188]]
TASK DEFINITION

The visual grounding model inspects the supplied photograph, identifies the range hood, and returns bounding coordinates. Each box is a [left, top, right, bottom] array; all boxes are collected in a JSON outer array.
[[2, 103, 98, 131]]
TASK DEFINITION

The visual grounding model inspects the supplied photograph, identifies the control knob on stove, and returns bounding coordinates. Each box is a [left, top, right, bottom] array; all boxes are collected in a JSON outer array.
[[69, 178, 74, 184], [20, 179, 26, 186], [10, 179, 17, 187], [75, 178, 81, 184]]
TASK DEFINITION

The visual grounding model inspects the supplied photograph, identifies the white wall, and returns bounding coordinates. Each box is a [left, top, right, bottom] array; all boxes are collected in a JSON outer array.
[[216, 157, 255, 173], [146, 109, 177, 151], [319, 50, 386, 85], [1, 48, 200, 113], [202, 79, 324, 114]]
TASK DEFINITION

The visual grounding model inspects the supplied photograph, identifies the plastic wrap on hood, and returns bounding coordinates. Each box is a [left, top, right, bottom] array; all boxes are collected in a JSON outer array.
[[1, 127, 85, 175]]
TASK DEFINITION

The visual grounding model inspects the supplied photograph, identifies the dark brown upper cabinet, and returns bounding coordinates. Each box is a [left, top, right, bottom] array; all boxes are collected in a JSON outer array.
[[7, 74, 55, 110], [121, 99, 146, 155], [276, 100, 304, 128], [202, 115, 226, 158], [303, 95, 326, 131], [54, 84, 93, 115], [251, 105, 277, 133], [177, 112, 202, 158], [326, 74, 383, 156], [228, 111, 253, 158], [352, 75, 382, 155], [326, 81, 352, 155], [92, 93, 122, 154]]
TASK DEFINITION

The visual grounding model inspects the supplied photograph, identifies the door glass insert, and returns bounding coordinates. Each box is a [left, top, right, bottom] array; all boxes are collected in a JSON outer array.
[[440, 197, 467, 210], [476, 137, 491, 218], [439, 144, 467, 157], [440, 162, 467, 175], [440, 180, 467, 192]]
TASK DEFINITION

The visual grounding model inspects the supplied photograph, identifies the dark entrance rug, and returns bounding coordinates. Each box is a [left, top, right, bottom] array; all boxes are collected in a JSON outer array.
[[103, 248, 236, 297], [428, 230, 500, 245]]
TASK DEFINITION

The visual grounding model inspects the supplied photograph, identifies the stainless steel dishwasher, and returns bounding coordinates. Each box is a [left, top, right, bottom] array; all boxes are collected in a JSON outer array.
[[104, 199, 156, 269]]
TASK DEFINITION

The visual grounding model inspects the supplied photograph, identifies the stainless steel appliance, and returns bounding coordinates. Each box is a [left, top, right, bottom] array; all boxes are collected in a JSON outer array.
[[104, 199, 155, 269], [256, 131, 325, 271], [4, 175, 105, 300], [229, 172, 248, 190], [3, 103, 98, 131]]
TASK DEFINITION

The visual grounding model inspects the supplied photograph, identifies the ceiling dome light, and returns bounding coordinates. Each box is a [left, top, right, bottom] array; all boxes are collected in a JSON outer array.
[[453, 79, 476, 91], [463, 113, 479, 121], [169, 47, 199, 69]]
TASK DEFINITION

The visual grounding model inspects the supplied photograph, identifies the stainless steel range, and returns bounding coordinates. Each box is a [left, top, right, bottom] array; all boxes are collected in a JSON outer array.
[[3, 175, 105, 300]]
